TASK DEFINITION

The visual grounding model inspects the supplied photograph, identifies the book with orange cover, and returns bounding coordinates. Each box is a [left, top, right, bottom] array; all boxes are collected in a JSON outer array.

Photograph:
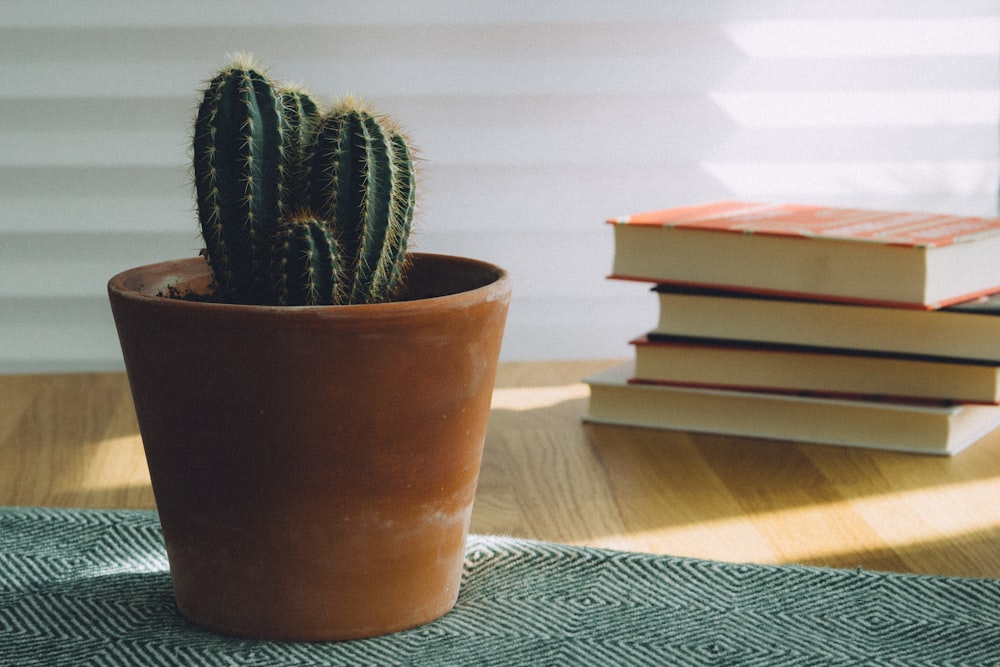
[[609, 201, 1000, 308]]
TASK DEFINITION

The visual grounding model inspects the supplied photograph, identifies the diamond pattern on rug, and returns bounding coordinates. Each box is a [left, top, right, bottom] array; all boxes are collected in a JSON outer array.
[[1, 508, 998, 666]]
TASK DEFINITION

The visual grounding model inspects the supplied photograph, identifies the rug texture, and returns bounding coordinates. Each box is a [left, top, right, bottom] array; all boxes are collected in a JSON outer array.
[[1, 507, 998, 666]]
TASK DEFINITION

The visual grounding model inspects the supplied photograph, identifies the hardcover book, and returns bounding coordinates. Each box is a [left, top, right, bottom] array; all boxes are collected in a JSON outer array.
[[632, 335, 1000, 404], [653, 285, 1000, 362], [609, 201, 1000, 308], [584, 362, 1000, 455]]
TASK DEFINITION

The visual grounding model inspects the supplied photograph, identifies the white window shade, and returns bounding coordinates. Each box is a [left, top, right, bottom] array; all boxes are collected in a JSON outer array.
[[0, 1, 997, 372]]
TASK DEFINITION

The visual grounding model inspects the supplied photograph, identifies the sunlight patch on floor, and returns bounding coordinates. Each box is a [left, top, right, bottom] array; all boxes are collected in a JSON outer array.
[[491, 383, 590, 411]]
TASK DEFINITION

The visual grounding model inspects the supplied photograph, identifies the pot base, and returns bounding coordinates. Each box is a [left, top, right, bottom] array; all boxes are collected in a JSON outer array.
[[169, 510, 469, 641]]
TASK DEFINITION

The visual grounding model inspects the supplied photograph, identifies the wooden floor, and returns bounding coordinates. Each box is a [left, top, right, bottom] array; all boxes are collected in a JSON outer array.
[[3, 360, 1000, 578]]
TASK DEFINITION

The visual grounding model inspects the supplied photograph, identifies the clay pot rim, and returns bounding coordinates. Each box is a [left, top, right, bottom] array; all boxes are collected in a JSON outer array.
[[108, 252, 511, 321]]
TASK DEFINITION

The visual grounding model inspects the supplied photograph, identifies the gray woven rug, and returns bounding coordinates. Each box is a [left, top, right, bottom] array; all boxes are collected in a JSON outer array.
[[1, 508, 998, 666]]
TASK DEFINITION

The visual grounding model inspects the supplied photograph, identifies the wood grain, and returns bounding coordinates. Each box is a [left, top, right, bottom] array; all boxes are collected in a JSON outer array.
[[3, 362, 1000, 578]]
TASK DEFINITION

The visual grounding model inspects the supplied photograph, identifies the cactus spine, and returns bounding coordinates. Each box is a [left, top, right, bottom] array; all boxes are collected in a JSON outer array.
[[192, 55, 415, 306]]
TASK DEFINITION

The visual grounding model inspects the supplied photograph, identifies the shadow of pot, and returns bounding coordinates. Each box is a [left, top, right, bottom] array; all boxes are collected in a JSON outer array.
[[107, 253, 511, 641]]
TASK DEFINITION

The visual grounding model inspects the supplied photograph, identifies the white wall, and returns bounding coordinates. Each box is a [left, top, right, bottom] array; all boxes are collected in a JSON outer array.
[[1, 1, 998, 373]]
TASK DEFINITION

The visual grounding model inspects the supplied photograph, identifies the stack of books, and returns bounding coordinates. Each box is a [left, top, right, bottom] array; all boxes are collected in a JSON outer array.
[[585, 201, 1000, 455]]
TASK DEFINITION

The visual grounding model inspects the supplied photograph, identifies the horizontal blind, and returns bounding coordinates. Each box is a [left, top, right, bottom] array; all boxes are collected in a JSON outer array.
[[1, 1, 997, 372]]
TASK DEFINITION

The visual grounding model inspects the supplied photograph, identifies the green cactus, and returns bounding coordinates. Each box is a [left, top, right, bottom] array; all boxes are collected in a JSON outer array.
[[192, 56, 415, 306], [193, 55, 289, 304], [278, 86, 320, 214], [306, 97, 416, 304], [273, 214, 341, 306]]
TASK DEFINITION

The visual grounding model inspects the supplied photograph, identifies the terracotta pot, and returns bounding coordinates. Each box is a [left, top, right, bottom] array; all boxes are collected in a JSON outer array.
[[107, 253, 511, 641]]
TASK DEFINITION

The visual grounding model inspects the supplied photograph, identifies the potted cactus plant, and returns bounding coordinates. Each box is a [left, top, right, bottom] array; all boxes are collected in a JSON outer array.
[[107, 56, 511, 641]]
